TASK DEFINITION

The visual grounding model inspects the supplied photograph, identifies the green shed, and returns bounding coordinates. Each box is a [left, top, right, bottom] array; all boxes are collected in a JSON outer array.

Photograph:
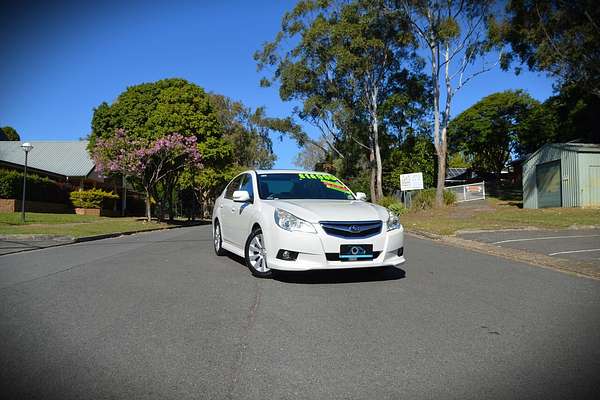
[[523, 143, 600, 209]]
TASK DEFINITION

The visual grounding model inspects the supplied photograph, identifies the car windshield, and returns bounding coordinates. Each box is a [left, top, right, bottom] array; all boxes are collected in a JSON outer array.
[[257, 173, 355, 200]]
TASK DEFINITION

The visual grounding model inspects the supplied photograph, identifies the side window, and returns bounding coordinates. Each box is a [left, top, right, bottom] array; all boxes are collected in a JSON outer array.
[[224, 175, 243, 199], [240, 174, 254, 200]]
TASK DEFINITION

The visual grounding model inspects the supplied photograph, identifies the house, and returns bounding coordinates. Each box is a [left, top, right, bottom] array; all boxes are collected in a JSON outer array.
[[522, 143, 600, 208], [0, 141, 104, 188], [0, 141, 144, 214]]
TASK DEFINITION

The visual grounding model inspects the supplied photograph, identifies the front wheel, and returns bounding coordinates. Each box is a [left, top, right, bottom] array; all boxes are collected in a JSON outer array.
[[213, 221, 226, 256], [245, 228, 273, 278]]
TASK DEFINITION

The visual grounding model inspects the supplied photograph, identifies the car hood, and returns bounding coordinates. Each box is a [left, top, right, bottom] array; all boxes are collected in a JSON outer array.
[[269, 199, 389, 223]]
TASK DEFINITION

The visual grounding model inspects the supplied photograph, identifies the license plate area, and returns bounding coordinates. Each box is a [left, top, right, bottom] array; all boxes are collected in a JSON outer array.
[[339, 244, 373, 261]]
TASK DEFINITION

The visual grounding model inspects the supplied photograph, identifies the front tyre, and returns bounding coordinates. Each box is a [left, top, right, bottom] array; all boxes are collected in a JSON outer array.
[[213, 221, 226, 256], [245, 228, 273, 278]]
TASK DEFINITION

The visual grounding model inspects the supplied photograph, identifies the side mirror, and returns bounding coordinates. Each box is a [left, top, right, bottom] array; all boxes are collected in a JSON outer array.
[[233, 190, 251, 203], [355, 192, 367, 201]]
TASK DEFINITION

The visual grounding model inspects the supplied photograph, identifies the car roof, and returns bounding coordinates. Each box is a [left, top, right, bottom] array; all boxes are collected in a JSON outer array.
[[253, 169, 332, 175]]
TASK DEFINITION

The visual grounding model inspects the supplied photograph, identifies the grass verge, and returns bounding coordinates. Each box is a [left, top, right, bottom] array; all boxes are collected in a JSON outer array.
[[0, 212, 188, 238], [401, 198, 600, 236]]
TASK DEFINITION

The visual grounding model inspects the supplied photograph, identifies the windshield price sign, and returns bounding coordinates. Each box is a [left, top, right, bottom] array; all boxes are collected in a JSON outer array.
[[400, 172, 424, 191]]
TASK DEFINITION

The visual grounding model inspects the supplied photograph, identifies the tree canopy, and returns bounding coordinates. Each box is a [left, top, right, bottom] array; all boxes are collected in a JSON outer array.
[[0, 126, 20, 141], [448, 90, 541, 174], [500, 0, 600, 97]]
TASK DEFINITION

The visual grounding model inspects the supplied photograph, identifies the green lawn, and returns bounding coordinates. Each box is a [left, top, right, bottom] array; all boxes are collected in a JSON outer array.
[[401, 198, 600, 236], [0, 212, 183, 238]]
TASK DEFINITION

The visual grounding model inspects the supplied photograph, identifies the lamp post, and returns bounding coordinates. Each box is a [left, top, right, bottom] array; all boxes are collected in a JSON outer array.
[[20, 142, 33, 223]]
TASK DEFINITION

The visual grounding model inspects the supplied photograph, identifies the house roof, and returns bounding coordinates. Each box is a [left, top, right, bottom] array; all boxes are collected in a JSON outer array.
[[0, 141, 95, 178], [548, 143, 600, 153]]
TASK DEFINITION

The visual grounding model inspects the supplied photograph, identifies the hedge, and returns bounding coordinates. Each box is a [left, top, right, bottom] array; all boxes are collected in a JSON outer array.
[[70, 189, 119, 209], [0, 169, 69, 203]]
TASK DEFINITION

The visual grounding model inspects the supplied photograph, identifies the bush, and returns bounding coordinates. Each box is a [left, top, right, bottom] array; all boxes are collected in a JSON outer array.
[[70, 189, 118, 209], [0, 169, 69, 203], [376, 195, 407, 216], [376, 195, 399, 208], [411, 188, 456, 210], [388, 202, 408, 216]]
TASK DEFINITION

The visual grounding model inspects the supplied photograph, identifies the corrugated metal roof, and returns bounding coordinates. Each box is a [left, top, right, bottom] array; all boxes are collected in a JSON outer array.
[[0, 141, 95, 177], [548, 143, 600, 153]]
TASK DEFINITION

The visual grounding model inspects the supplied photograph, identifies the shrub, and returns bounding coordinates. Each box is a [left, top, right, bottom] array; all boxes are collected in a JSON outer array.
[[0, 169, 69, 203], [376, 195, 399, 208], [411, 188, 456, 210], [70, 189, 119, 209], [388, 202, 408, 216]]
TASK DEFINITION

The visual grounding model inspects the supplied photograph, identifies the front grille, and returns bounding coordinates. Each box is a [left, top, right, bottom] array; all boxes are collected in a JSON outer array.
[[320, 220, 382, 238], [326, 251, 381, 261]]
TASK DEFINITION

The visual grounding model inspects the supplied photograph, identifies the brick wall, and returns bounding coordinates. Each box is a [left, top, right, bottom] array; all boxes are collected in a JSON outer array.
[[0, 199, 71, 213]]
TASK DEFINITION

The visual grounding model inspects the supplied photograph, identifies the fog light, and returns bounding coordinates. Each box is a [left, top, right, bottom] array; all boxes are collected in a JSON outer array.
[[277, 249, 299, 261], [397, 247, 404, 256]]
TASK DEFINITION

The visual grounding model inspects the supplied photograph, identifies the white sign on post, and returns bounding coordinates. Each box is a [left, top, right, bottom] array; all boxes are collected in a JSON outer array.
[[400, 172, 424, 191]]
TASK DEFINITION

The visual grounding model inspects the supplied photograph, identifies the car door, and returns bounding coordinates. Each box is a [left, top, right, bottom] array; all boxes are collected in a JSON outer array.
[[230, 173, 256, 247], [220, 174, 243, 244]]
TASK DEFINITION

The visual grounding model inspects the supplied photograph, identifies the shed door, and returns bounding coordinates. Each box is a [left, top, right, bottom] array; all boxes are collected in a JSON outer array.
[[588, 165, 600, 206], [536, 160, 561, 208]]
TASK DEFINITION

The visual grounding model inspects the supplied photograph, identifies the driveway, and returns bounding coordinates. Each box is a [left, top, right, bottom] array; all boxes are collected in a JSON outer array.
[[1, 226, 599, 399], [459, 229, 600, 261]]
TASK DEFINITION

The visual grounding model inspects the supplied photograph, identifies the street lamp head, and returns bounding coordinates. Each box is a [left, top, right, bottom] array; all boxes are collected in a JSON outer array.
[[21, 142, 33, 153]]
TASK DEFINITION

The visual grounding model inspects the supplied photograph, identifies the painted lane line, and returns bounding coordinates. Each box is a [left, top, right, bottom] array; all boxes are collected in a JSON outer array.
[[548, 248, 600, 256], [492, 235, 600, 245]]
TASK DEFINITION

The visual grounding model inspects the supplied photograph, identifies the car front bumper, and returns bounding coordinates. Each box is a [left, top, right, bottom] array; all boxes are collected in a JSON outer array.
[[265, 224, 405, 271]]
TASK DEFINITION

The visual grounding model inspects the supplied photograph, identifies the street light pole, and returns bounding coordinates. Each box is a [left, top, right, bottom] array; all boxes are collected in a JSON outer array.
[[20, 143, 33, 223]]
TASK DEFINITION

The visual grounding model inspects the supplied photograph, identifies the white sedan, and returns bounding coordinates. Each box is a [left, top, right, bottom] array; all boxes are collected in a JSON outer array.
[[212, 170, 405, 278]]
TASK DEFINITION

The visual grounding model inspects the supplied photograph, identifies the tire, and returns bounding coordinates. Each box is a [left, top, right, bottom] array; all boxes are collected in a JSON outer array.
[[213, 221, 226, 256], [245, 227, 273, 278]]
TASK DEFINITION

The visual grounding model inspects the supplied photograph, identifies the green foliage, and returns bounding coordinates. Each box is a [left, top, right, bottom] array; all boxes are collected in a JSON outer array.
[[0, 126, 20, 141], [448, 152, 471, 168], [208, 93, 276, 169], [388, 202, 408, 216], [376, 196, 399, 209], [69, 189, 118, 209], [412, 189, 456, 210], [0, 169, 68, 203], [385, 134, 436, 191], [448, 90, 541, 174], [89, 78, 221, 148], [501, 0, 600, 97]]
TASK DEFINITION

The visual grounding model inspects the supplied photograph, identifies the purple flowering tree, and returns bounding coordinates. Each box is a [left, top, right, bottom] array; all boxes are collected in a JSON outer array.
[[92, 129, 202, 221]]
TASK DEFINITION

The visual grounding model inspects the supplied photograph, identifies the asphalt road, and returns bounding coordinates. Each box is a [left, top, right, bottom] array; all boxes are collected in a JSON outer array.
[[459, 229, 600, 261], [1, 226, 599, 400]]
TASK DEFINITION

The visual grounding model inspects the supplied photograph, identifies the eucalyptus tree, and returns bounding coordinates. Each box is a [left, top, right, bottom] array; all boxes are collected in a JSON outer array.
[[398, 0, 502, 206], [256, 0, 423, 202]]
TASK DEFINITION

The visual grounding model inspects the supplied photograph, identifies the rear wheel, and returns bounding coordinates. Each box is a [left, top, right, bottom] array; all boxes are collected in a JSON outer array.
[[245, 228, 273, 278], [213, 221, 226, 256]]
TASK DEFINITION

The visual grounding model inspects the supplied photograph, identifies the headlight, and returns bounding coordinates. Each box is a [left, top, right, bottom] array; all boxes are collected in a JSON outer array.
[[386, 210, 401, 231], [274, 208, 316, 233]]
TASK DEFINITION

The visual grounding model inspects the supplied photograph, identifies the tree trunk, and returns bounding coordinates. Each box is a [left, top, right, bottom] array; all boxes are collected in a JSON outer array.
[[145, 189, 152, 222], [369, 148, 376, 202], [435, 148, 446, 206], [373, 116, 384, 201]]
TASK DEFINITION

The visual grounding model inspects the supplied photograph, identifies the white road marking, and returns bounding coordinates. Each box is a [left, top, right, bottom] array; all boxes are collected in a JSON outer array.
[[492, 235, 600, 244], [548, 248, 600, 256]]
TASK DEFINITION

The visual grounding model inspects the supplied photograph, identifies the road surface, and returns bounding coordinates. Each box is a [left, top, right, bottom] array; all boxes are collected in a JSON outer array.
[[1, 226, 599, 399]]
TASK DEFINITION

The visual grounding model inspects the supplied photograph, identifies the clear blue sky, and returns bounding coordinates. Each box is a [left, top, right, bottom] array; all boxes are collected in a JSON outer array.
[[1, 0, 555, 169]]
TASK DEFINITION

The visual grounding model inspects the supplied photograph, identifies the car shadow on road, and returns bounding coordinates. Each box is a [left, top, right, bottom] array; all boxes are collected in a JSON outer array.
[[226, 253, 406, 284], [273, 266, 406, 284]]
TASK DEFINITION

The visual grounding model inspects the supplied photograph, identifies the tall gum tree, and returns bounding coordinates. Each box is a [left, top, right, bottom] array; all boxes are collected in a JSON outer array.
[[398, 0, 502, 206], [256, 0, 423, 202]]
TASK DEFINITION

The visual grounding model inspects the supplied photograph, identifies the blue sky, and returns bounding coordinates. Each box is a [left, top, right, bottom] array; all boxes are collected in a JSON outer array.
[[1, 0, 555, 169]]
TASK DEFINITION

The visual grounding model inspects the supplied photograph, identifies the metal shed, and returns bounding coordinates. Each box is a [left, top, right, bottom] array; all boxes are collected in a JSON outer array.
[[523, 143, 600, 208]]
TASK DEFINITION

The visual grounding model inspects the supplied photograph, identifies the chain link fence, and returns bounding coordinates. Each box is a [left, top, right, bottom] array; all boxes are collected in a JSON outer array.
[[445, 182, 486, 202]]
